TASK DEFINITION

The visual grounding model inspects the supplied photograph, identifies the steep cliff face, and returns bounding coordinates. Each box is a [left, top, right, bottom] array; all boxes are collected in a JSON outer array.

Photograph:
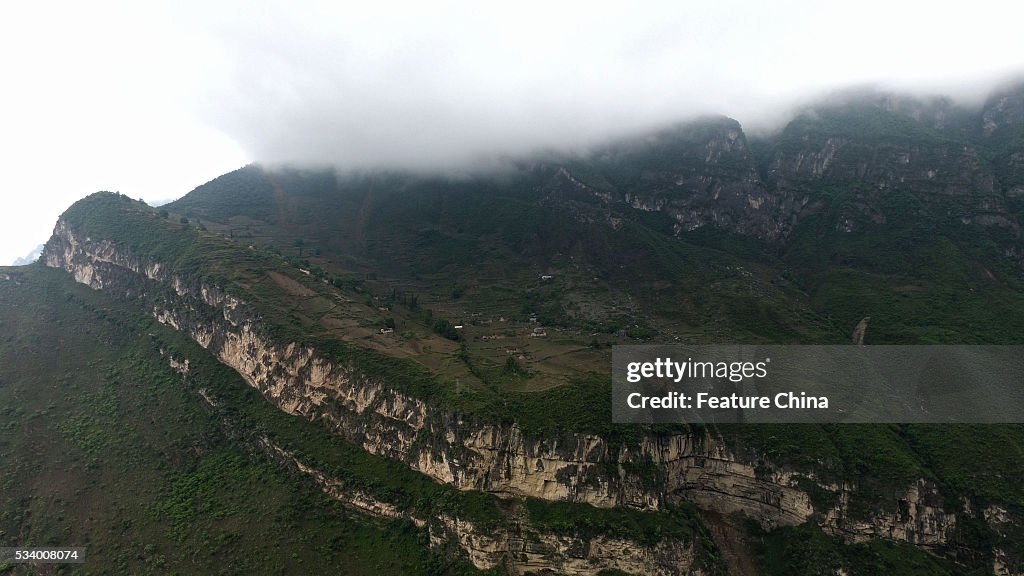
[[551, 89, 1024, 247], [584, 117, 801, 241], [983, 83, 1024, 139], [43, 216, 979, 566], [171, 348, 704, 574], [33, 84, 1024, 573], [983, 82, 1024, 202], [764, 119, 1012, 238], [766, 129, 995, 198], [253, 435, 701, 576], [822, 479, 953, 547]]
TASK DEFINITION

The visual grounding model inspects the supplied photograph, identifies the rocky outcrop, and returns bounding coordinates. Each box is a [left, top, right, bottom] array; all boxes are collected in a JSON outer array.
[[38, 84, 1024, 572], [768, 135, 995, 196], [983, 82, 1024, 200], [251, 434, 703, 575], [170, 353, 705, 574], [550, 92, 1024, 246], [822, 479, 953, 547], [587, 117, 804, 241], [852, 316, 869, 345], [983, 82, 1024, 139], [985, 505, 1024, 576]]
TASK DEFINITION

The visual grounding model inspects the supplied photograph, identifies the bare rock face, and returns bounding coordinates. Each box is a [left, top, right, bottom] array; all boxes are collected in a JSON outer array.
[[852, 316, 869, 345], [584, 117, 804, 241], [983, 82, 1024, 139], [766, 133, 995, 198], [983, 81, 1024, 203], [246, 434, 705, 575], [551, 92, 1024, 250], [822, 480, 954, 547]]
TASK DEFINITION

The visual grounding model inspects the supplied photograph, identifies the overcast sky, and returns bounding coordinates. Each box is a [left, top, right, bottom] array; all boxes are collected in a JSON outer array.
[[3, 0, 1024, 265]]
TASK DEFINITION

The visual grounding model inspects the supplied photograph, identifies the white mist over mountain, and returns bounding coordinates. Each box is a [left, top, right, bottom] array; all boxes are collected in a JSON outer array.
[[10, 245, 44, 267], [2, 0, 1023, 265]]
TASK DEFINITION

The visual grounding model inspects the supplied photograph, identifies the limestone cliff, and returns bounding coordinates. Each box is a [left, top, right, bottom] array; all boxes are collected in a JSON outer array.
[[531, 91, 1024, 255], [172, 351, 704, 574], [253, 433, 701, 576], [575, 117, 803, 241]]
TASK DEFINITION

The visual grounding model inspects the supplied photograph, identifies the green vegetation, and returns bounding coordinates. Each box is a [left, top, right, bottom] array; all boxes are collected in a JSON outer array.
[[749, 522, 982, 576], [524, 499, 700, 547], [725, 420, 1024, 524], [174, 335, 506, 531], [0, 265, 705, 574], [15, 86, 1024, 573], [48, 159, 1024, 533], [778, 183, 1024, 344], [0, 266, 484, 575], [433, 319, 461, 341]]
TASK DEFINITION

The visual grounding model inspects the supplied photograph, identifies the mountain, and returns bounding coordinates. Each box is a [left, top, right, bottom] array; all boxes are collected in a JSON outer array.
[[4, 82, 1024, 575], [10, 244, 43, 266]]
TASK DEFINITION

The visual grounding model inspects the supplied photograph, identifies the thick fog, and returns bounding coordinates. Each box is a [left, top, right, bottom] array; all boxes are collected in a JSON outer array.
[[2, 0, 1024, 264], [194, 0, 1024, 169]]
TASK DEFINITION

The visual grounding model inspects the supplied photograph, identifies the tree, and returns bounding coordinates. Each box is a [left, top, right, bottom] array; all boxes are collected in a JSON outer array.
[[432, 319, 460, 341], [504, 355, 524, 375]]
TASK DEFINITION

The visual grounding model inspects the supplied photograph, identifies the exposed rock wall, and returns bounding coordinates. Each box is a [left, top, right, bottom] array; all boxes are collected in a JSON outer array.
[[822, 479, 954, 547], [567, 92, 1024, 243], [589, 118, 804, 241], [251, 434, 703, 575]]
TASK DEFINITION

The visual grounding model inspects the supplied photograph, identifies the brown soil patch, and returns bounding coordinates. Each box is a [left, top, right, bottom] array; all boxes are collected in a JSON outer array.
[[267, 271, 316, 297]]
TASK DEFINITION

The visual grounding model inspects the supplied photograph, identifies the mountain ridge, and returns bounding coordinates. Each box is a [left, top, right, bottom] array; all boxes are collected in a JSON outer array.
[[6, 80, 1024, 574]]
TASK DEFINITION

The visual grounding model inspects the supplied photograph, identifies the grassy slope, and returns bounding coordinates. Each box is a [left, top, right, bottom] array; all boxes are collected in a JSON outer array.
[[0, 265, 486, 576], [170, 165, 839, 343], [62, 192, 799, 434]]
